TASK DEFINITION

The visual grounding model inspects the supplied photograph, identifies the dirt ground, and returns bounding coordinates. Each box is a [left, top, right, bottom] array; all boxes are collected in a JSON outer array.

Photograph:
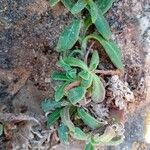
[[0, 0, 150, 149]]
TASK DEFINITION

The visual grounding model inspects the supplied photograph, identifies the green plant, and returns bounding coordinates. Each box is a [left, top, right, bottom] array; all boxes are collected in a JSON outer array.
[[42, 0, 124, 149]]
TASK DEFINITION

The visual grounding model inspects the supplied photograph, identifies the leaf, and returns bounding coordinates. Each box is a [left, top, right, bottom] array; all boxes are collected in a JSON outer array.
[[91, 74, 105, 103], [82, 34, 123, 70], [49, 0, 60, 7], [41, 99, 69, 112], [88, 0, 98, 23], [85, 142, 94, 150], [52, 72, 70, 81], [64, 57, 88, 70], [61, 0, 74, 11], [0, 124, 3, 136], [107, 136, 124, 146], [72, 127, 88, 140], [58, 123, 69, 144], [96, 0, 114, 14], [69, 49, 84, 57], [61, 106, 75, 131], [89, 51, 99, 71], [77, 108, 104, 129], [56, 19, 81, 52], [47, 108, 61, 127], [57, 57, 72, 71], [81, 75, 93, 88], [67, 86, 86, 104], [66, 69, 77, 79], [79, 70, 90, 80], [71, 0, 87, 14], [94, 9, 112, 39], [55, 82, 70, 101], [91, 126, 116, 145]]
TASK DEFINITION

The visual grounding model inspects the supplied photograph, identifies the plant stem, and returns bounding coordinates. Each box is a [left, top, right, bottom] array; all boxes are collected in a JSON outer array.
[[95, 69, 123, 76], [65, 80, 81, 91]]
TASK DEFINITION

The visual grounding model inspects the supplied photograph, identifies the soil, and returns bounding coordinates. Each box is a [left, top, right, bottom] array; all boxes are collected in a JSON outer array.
[[0, 0, 150, 149]]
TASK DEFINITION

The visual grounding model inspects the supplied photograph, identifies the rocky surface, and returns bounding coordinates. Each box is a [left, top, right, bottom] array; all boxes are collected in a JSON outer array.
[[0, 0, 149, 149]]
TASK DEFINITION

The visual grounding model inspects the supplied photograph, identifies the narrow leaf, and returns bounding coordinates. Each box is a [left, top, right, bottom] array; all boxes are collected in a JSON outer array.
[[66, 69, 77, 79], [71, 0, 87, 14], [67, 86, 86, 104], [61, 106, 75, 131], [82, 34, 123, 69], [56, 19, 81, 51], [92, 74, 105, 103], [47, 108, 61, 127], [55, 82, 70, 101], [85, 142, 94, 150], [58, 123, 69, 144], [41, 99, 69, 112], [88, 0, 98, 23], [78, 108, 104, 129], [64, 57, 88, 70], [81, 75, 93, 88], [96, 0, 114, 14], [49, 0, 60, 7], [72, 127, 88, 140], [79, 70, 90, 80], [94, 9, 112, 39], [0, 124, 3, 136], [61, 0, 74, 11], [89, 51, 99, 71]]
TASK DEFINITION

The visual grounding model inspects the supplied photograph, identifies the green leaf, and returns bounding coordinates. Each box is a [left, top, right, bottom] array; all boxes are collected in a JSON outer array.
[[56, 19, 81, 52], [69, 49, 84, 57], [91, 126, 116, 145], [91, 74, 105, 103], [41, 99, 69, 112], [47, 108, 61, 127], [72, 127, 88, 141], [94, 9, 112, 39], [79, 70, 90, 80], [89, 51, 99, 71], [0, 124, 3, 136], [64, 57, 88, 70], [77, 108, 104, 129], [107, 136, 124, 146], [82, 34, 123, 70], [55, 82, 70, 101], [57, 57, 72, 71], [85, 142, 94, 150], [61, 106, 75, 131], [81, 75, 93, 88], [49, 0, 60, 7], [71, 0, 87, 14], [96, 0, 114, 14], [52, 72, 70, 81], [58, 123, 69, 144], [67, 86, 86, 104], [61, 0, 74, 11], [88, 0, 98, 23], [66, 69, 77, 79]]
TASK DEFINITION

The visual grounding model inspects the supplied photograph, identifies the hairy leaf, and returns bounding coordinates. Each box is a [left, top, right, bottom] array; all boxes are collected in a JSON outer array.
[[88, 0, 98, 23], [58, 123, 69, 144], [81, 75, 93, 88], [55, 82, 70, 101], [64, 57, 88, 70], [69, 49, 84, 57], [41, 99, 69, 112], [47, 108, 61, 127], [67, 86, 86, 104], [71, 0, 87, 14], [72, 127, 88, 140], [61, 106, 75, 131], [49, 0, 60, 6], [79, 70, 90, 80], [0, 124, 3, 136], [52, 72, 70, 81], [82, 16, 92, 36], [85, 142, 94, 150], [57, 19, 81, 52], [92, 74, 105, 103], [66, 69, 77, 79], [95, 9, 111, 39], [61, 0, 74, 11], [96, 0, 114, 14], [89, 51, 99, 71], [82, 34, 123, 69], [78, 108, 104, 129]]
